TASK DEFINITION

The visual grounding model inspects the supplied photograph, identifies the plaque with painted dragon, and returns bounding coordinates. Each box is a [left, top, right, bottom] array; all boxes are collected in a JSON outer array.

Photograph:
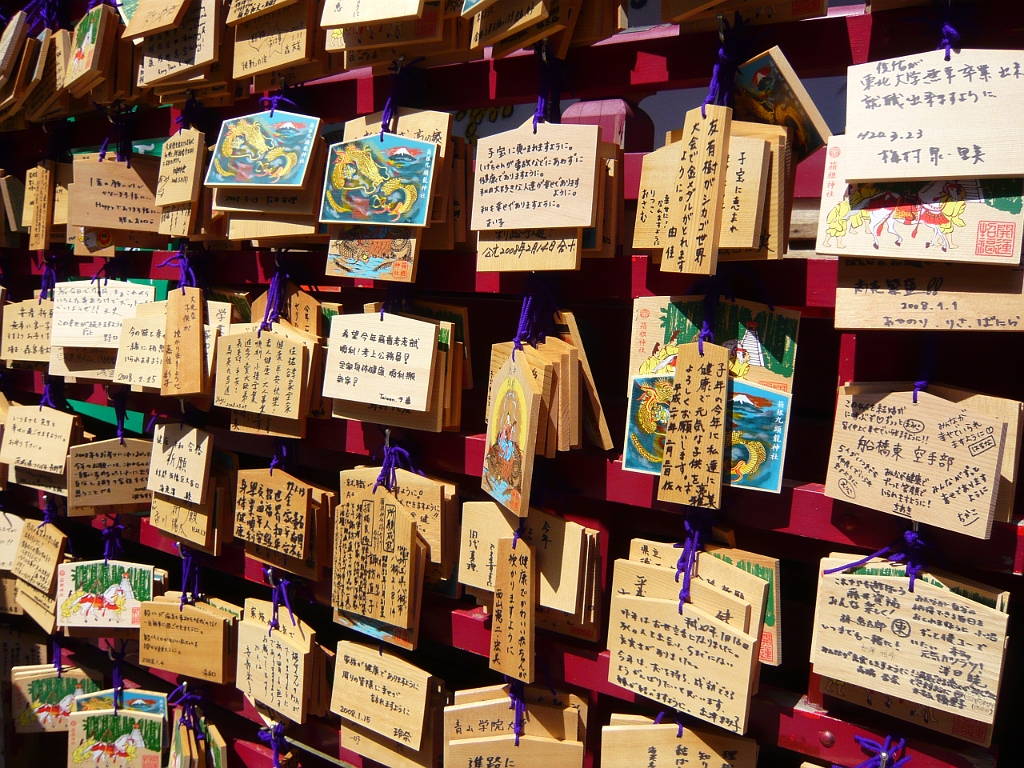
[[204, 110, 322, 189], [320, 134, 437, 228]]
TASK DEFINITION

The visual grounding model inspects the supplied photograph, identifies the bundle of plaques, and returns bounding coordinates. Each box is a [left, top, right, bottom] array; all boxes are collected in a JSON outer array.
[[331, 640, 444, 765], [234, 598, 331, 724], [442, 683, 586, 767], [606, 538, 770, 735], [459, 501, 602, 652]]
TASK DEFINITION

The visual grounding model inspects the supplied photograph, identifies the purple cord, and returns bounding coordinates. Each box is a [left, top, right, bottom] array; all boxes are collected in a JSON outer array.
[[168, 683, 206, 741], [111, 387, 128, 445], [260, 92, 296, 119], [824, 530, 929, 593], [673, 520, 701, 614], [38, 494, 59, 529], [833, 734, 912, 768], [379, 58, 424, 140], [697, 293, 719, 356], [175, 95, 204, 134], [912, 381, 928, 404], [95, 101, 134, 167], [109, 639, 128, 715], [373, 443, 422, 494], [938, 22, 960, 62], [51, 635, 62, 678], [268, 439, 292, 476], [259, 269, 289, 335], [701, 13, 745, 118], [177, 543, 200, 609], [654, 711, 685, 738], [511, 518, 527, 550], [512, 278, 557, 360], [24, 0, 59, 35], [39, 376, 59, 411], [101, 515, 125, 564], [263, 566, 297, 636], [258, 723, 288, 768], [156, 243, 198, 293], [505, 678, 526, 747], [39, 254, 58, 301]]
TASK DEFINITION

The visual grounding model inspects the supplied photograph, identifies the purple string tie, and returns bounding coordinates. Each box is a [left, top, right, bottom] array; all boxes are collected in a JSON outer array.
[[51, 635, 62, 678], [833, 734, 911, 768], [531, 41, 563, 133], [90, 253, 130, 296], [824, 530, 929, 593], [263, 567, 297, 636], [673, 520, 701, 614], [175, 94, 204, 134], [259, 268, 289, 335], [380, 58, 424, 140], [939, 23, 960, 62], [109, 639, 129, 715], [512, 278, 557, 360], [156, 243, 198, 293], [268, 438, 293, 476], [24, 0, 59, 35], [504, 677, 527, 747], [258, 723, 289, 768], [168, 683, 205, 741], [39, 254, 58, 300], [701, 13, 745, 118], [38, 494, 60, 529], [373, 443, 422, 494], [654, 711, 685, 738], [102, 515, 125, 564], [511, 517, 527, 550], [177, 543, 200, 609], [260, 91, 296, 119], [697, 293, 719, 357], [111, 386, 129, 445], [95, 101, 134, 167], [39, 376, 59, 411], [912, 381, 928, 404]]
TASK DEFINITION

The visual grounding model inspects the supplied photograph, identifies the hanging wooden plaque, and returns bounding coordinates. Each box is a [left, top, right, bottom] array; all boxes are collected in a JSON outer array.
[[214, 331, 308, 419], [0, 405, 76, 475], [471, 120, 599, 231], [488, 537, 535, 682], [825, 387, 1005, 538], [657, 342, 730, 508], [67, 438, 153, 511], [321, 0, 426, 28], [147, 423, 214, 505], [845, 49, 1024, 182]]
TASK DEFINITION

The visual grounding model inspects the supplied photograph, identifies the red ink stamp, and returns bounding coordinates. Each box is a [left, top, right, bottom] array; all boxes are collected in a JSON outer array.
[[975, 221, 1015, 256], [759, 629, 774, 663], [392, 260, 410, 280]]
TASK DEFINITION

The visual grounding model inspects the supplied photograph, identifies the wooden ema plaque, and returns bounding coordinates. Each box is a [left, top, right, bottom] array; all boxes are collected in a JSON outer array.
[[162, 287, 206, 396], [67, 438, 153, 512], [11, 520, 66, 595], [139, 601, 233, 683], [836, 258, 1024, 331], [123, 0, 191, 39], [477, 228, 582, 272], [448, 735, 583, 767], [2, 298, 52, 362], [845, 49, 1024, 182], [482, 352, 541, 516], [155, 128, 205, 207], [330, 640, 432, 750], [27, 160, 53, 251], [608, 592, 758, 734], [818, 675, 993, 749], [114, 313, 165, 390], [323, 312, 438, 412], [236, 617, 311, 722], [227, 0, 298, 25], [470, 0, 549, 49], [139, 0, 219, 87], [657, 342, 729, 508], [471, 120, 599, 231], [234, 468, 311, 560], [661, 105, 731, 274], [214, 330, 308, 419], [333, 471, 418, 629], [68, 154, 161, 233], [720, 136, 770, 250], [489, 537, 535, 682], [601, 722, 758, 768], [147, 423, 214, 505], [811, 557, 1008, 725], [51, 281, 156, 349], [0, 513, 25, 570], [825, 388, 1005, 538], [818, 136, 1023, 264], [0, 405, 77, 475], [321, 0, 425, 27]]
